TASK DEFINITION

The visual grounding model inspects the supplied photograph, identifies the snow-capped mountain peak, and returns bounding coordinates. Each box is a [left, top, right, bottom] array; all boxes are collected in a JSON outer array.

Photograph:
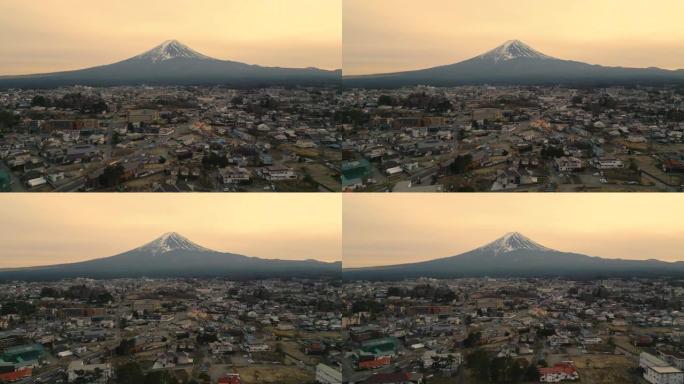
[[133, 40, 212, 63], [476, 232, 553, 255], [477, 40, 555, 62], [135, 232, 212, 255]]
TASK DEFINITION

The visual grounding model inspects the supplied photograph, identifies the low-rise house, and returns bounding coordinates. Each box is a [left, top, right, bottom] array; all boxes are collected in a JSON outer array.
[[315, 363, 342, 384], [219, 167, 250, 184], [555, 156, 583, 172], [539, 362, 579, 383], [261, 166, 297, 181], [640, 352, 684, 384], [67, 361, 112, 384]]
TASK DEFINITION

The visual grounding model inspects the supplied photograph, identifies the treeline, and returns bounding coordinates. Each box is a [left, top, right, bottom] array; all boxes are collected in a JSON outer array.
[[40, 284, 113, 304], [334, 108, 370, 127], [387, 284, 457, 303], [0, 110, 20, 129], [31, 93, 109, 114], [0, 300, 37, 317], [466, 349, 540, 383], [115, 362, 181, 384], [377, 92, 452, 113]]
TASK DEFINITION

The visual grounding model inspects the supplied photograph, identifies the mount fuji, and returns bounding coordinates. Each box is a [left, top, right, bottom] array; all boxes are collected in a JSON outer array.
[[0, 40, 341, 89], [0, 232, 341, 281], [344, 39, 684, 87], [343, 232, 684, 280]]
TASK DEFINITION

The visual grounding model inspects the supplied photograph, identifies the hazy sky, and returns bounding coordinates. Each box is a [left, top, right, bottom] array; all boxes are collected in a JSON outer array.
[[343, 194, 684, 268], [344, 0, 684, 75], [0, 0, 341, 75], [0, 194, 341, 268]]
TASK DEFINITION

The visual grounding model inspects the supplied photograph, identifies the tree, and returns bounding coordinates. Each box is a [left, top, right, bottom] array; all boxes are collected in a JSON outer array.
[[433, 286, 457, 303], [524, 363, 540, 381], [0, 110, 20, 129], [541, 145, 564, 159], [463, 331, 482, 348], [377, 95, 395, 106], [40, 287, 61, 298], [31, 95, 49, 107], [115, 338, 136, 356], [466, 349, 490, 381], [145, 371, 179, 384], [1, 301, 36, 317], [490, 357, 508, 382], [450, 154, 473, 175], [115, 362, 145, 384], [387, 286, 406, 297], [629, 158, 639, 172], [99, 164, 125, 187], [457, 128, 466, 141], [333, 108, 370, 127], [275, 342, 285, 359]]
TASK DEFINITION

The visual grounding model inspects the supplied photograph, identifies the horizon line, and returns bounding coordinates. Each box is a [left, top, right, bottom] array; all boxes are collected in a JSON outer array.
[[343, 39, 684, 77]]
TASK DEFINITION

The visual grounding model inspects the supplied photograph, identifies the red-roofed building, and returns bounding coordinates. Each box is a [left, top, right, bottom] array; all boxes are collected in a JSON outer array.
[[358, 356, 391, 370], [362, 372, 419, 384], [217, 373, 240, 384], [539, 362, 579, 382], [0, 368, 32, 382]]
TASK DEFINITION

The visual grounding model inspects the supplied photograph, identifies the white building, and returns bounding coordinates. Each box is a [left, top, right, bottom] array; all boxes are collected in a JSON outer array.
[[262, 166, 297, 181], [219, 166, 251, 184], [315, 363, 342, 384], [640, 352, 684, 384], [555, 156, 583, 172], [67, 361, 112, 384], [594, 158, 624, 169], [645, 366, 684, 384]]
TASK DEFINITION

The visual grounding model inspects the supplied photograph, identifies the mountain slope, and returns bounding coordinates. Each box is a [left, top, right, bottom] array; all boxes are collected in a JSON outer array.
[[0, 40, 341, 89], [0, 232, 341, 281], [344, 40, 684, 87], [343, 232, 684, 280]]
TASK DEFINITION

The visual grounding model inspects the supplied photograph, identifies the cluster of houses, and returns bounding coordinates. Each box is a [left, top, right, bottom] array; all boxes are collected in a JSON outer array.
[[341, 85, 684, 192], [341, 277, 684, 383], [0, 85, 341, 192], [0, 278, 342, 383]]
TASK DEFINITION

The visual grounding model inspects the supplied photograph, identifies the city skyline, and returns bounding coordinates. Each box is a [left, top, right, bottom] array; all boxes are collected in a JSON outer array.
[[0, 0, 341, 75], [343, 0, 684, 75], [0, 194, 342, 268], [343, 194, 684, 267]]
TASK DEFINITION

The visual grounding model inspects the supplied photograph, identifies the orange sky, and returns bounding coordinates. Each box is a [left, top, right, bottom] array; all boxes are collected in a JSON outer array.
[[0, 194, 341, 268], [343, 194, 684, 267], [0, 0, 341, 75], [344, 0, 684, 75]]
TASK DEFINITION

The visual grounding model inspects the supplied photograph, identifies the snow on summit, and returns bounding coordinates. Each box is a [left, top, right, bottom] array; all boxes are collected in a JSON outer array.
[[133, 40, 212, 63], [135, 232, 212, 255], [476, 232, 553, 255], [476, 40, 555, 62]]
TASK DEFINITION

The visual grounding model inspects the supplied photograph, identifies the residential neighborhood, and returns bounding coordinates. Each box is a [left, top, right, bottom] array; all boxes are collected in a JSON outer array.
[[341, 278, 684, 383], [0, 278, 342, 384], [340, 86, 684, 192], [0, 86, 341, 192]]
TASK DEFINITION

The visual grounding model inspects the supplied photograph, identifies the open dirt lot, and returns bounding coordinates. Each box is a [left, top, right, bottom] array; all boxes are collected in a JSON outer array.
[[551, 354, 641, 384], [235, 365, 314, 384]]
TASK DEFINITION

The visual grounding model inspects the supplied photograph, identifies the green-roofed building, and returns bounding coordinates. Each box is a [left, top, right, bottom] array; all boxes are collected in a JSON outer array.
[[360, 337, 400, 357], [1, 343, 44, 365], [342, 159, 372, 190], [0, 171, 10, 192]]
